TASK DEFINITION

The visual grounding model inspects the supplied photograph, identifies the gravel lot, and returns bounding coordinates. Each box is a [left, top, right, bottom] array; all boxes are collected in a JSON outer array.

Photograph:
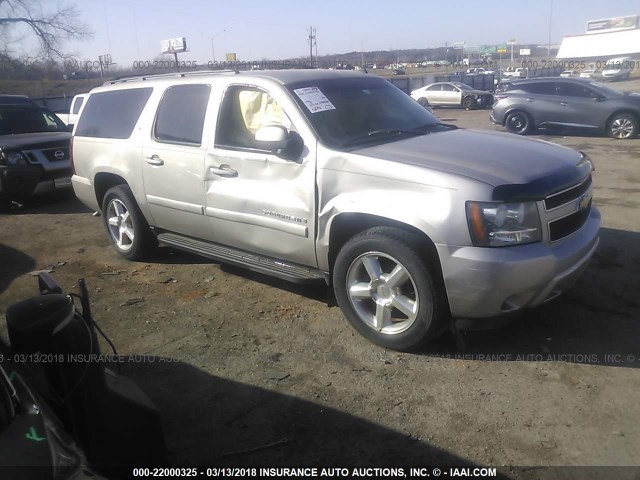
[[1, 102, 639, 477]]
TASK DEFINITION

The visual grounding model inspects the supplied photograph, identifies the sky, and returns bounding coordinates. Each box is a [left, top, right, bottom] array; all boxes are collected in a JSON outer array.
[[27, 0, 640, 65]]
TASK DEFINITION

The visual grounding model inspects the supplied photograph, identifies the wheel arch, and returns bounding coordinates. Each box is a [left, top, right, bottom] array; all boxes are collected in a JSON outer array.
[[94, 172, 128, 212], [503, 107, 534, 127], [604, 109, 639, 133], [327, 213, 448, 305]]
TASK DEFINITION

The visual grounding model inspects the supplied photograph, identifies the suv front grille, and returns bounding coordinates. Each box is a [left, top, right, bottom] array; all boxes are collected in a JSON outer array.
[[42, 147, 69, 162], [544, 176, 591, 210], [549, 201, 592, 241], [544, 175, 593, 242]]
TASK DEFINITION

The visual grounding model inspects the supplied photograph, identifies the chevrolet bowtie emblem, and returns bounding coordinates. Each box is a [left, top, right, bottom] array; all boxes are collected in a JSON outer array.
[[578, 192, 592, 211]]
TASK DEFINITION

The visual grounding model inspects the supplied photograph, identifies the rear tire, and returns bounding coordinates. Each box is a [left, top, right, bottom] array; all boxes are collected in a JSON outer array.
[[505, 111, 531, 135], [0, 194, 11, 213], [418, 97, 431, 109], [102, 185, 156, 260], [462, 96, 476, 110], [333, 227, 448, 352]]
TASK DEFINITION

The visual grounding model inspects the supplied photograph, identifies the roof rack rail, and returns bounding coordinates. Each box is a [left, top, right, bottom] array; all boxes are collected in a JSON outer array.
[[104, 70, 237, 85]]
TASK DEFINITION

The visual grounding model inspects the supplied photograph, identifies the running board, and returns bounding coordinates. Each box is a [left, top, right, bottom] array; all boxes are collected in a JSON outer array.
[[156, 232, 327, 284]]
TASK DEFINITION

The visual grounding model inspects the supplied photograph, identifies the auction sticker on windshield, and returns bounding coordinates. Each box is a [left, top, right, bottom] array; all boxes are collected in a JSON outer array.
[[293, 87, 336, 113]]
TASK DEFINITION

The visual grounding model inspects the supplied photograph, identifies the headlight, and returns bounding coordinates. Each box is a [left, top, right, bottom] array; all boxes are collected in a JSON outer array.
[[466, 201, 542, 247], [578, 151, 594, 172], [6, 152, 29, 166]]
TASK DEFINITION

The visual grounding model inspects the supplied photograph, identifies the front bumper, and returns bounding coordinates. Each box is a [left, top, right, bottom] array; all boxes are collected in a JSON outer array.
[[0, 165, 73, 197], [437, 206, 600, 319], [489, 111, 501, 125]]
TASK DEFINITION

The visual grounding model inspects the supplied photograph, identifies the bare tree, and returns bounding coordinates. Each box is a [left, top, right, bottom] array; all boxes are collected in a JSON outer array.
[[0, 0, 90, 60]]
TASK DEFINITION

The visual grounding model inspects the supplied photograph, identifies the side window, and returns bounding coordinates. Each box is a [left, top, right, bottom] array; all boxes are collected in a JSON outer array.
[[215, 86, 293, 150], [426, 84, 441, 91], [556, 83, 595, 98], [154, 84, 211, 146], [76, 88, 153, 139], [441, 84, 456, 92], [521, 82, 557, 95], [71, 97, 84, 114]]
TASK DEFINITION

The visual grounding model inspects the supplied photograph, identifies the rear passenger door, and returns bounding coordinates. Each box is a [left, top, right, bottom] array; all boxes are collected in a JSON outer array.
[[141, 84, 213, 238], [517, 82, 563, 126], [440, 83, 462, 106]]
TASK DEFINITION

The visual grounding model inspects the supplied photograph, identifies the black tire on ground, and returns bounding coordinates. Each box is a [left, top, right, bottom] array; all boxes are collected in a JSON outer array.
[[101, 185, 157, 260], [333, 227, 448, 352], [0, 194, 12, 213], [505, 111, 532, 135], [462, 96, 476, 110], [607, 113, 638, 140], [418, 97, 431, 109]]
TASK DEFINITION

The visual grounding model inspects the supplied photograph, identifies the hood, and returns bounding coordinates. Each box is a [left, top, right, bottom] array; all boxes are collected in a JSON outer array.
[[0, 132, 71, 150], [356, 128, 591, 201]]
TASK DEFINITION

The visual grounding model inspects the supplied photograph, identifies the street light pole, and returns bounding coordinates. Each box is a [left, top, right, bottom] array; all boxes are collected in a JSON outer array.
[[547, 0, 553, 61], [209, 30, 226, 64]]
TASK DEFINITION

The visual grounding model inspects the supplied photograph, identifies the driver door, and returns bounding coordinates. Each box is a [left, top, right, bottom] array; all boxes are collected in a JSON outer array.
[[204, 84, 317, 267]]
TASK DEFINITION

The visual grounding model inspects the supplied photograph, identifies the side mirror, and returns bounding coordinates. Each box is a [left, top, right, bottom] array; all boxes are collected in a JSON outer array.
[[254, 125, 304, 161]]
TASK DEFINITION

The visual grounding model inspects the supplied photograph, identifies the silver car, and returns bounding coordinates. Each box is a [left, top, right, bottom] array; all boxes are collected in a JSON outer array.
[[410, 82, 494, 110], [491, 77, 640, 139], [72, 70, 599, 351]]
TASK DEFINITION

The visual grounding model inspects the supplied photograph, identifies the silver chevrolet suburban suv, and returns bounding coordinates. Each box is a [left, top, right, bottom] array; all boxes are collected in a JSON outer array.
[[71, 70, 600, 351]]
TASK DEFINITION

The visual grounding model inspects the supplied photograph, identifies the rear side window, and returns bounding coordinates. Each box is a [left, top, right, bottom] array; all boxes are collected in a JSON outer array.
[[154, 85, 211, 146], [520, 82, 557, 95], [71, 96, 84, 114], [76, 88, 153, 139]]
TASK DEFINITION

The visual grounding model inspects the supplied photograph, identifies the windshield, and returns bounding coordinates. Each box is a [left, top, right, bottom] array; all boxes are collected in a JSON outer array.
[[0, 107, 67, 135], [286, 76, 444, 150]]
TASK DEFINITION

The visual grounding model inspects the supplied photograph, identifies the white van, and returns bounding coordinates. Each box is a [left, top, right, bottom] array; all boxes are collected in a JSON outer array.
[[602, 57, 634, 81]]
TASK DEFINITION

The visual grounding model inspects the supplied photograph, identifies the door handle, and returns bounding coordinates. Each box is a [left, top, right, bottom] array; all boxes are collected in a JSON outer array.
[[560, 102, 568, 106], [209, 164, 238, 177], [145, 155, 164, 166]]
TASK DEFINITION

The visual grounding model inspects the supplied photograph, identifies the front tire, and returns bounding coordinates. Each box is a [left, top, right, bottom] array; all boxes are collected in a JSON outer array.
[[102, 185, 156, 260], [418, 97, 431, 109], [505, 111, 531, 134], [608, 113, 637, 139], [333, 227, 447, 351]]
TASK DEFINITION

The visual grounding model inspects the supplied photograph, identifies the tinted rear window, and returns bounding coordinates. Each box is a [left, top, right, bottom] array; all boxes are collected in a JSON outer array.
[[71, 96, 84, 114], [76, 88, 153, 139], [154, 85, 210, 145]]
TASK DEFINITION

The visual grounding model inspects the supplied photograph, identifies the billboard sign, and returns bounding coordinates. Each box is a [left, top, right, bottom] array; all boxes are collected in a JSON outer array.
[[225, 53, 237, 62], [161, 37, 187, 53], [586, 15, 638, 34], [519, 48, 531, 56]]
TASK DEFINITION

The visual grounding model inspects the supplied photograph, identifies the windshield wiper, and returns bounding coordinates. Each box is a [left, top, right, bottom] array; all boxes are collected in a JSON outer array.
[[343, 123, 456, 148]]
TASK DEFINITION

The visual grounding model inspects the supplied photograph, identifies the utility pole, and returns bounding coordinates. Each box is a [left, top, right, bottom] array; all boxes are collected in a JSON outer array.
[[307, 27, 317, 68]]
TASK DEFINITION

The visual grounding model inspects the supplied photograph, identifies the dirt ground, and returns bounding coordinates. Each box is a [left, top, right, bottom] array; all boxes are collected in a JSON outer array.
[[1, 108, 639, 478]]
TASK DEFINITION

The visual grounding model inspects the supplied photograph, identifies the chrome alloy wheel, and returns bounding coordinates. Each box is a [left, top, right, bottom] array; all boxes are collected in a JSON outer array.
[[106, 198, 134, 251], [610, 117, 635, 139], [346, 251, 420, 335]]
